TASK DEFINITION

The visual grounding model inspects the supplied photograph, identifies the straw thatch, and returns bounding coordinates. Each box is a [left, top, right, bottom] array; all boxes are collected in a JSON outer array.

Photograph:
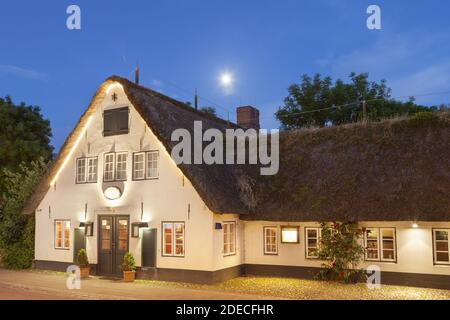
[[24, 76, 450, 222]]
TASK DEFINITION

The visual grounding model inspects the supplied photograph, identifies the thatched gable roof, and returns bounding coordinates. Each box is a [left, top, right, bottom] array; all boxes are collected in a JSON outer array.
[[244, 112, 450, 221], [24, 76, 450, 222]]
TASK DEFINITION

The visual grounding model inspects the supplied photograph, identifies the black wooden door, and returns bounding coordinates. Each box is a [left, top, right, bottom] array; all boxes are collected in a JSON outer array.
[[98, 215, 129, 276], [142, 228, 157, 268], [73, 228, 86, 263]]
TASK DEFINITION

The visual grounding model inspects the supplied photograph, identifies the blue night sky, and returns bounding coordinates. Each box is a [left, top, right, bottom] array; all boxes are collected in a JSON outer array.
[[1, 0, 450, 151]]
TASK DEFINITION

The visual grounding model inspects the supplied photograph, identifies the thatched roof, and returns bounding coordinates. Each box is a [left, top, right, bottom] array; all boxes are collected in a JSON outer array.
[[24, 76, 450, 221]]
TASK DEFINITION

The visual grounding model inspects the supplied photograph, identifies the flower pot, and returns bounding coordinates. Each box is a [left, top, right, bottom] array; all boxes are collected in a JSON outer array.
[[123, 271, 136, 282], [79, 266, 90, 279]]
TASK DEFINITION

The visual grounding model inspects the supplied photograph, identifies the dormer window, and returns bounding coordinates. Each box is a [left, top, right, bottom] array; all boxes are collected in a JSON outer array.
[[103, 107, 129, 136]]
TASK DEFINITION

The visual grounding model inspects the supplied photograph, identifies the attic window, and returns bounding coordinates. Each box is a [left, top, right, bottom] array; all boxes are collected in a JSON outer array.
[[103, 107, 129, 137]]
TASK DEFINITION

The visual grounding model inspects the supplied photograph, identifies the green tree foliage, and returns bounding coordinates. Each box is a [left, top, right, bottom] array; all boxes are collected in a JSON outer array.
[[316, 221, 366, 283], [0, 159, 47, 269], [276, 73, 434, 129], [0, 96, 53, 199], [200, 106, 217, 117]]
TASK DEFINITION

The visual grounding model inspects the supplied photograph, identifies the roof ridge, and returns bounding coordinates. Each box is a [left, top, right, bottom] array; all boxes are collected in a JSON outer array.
[[107, 75, 240, 129]]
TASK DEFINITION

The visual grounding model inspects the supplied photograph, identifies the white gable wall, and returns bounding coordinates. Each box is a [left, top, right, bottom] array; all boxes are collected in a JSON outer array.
[[34, 84, 230, 271]]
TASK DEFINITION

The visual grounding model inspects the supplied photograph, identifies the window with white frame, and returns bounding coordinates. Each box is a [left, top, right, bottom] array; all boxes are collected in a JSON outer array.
[[223, 222, 236, 255], [133, 152, 145, 180], [433, 229, 449, 265], [76, 157, 97, 183], [263, 227, 277, 255], [162, 222, 184, 257], [305, 227, 321, 259], [76, 158, 86, 183], [115, 152, 127, 181], [87, 158, 98, 182], [146, 151, 159, 179], [103, 153, 115, 181], [364, 228, 396, 262], [54, 220, 70, 249]]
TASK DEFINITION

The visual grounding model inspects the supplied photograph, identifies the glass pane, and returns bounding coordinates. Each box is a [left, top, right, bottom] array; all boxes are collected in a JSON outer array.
[[118, 219, 128, 251], [382, 240, 394, 250], [367, 229, 378, 239], [101, 219, 111, 250], [307, 229, 317, 238], [367, 249, 378, 259], [164, 224, 173, 255], [382, 249, 395, 260], [308, 248, 318, 257], [55, 222, 62, 248], [381, 229, 394, 239], [64, 221, 70, 248], [308, 239, 317, 248], [436, 241, 449, 251], [435, 231, 448, 241], [436, 252, 449, 262]]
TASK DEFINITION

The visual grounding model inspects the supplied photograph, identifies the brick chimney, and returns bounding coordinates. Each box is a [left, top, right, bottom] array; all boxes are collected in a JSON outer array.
[[236, 106, 260, 130]]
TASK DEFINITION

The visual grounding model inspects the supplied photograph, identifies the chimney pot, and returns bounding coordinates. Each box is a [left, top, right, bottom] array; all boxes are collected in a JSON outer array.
[[236, 106, 260, 130]]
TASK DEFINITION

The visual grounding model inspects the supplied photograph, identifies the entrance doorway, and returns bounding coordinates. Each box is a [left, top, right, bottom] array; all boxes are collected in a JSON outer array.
[[97, 215, 130, 276]]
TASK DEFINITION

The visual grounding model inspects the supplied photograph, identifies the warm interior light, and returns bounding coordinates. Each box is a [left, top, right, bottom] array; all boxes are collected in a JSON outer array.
[[412, 223, 419, 229], [281, 227, 299, 243], [50, 115, 93, 187]]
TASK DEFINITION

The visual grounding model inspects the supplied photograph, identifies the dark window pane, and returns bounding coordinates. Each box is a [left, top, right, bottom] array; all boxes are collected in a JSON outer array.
[[436, 242, 449, 251], [436, 252, 449, 262]]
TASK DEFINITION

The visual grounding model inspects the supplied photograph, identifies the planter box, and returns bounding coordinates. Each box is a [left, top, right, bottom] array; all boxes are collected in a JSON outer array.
[[123, 271, 136, 282], [80, 266, 90, 279]]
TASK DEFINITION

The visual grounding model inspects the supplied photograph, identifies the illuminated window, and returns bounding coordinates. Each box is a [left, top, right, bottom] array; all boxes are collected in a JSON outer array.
[[364, 228, 396, 262], [54, 220, 70, 250], [263, 227, 277, 255], [223, 222, 236, 255], [116, 152, 127, 181], [103, 153, 115, 181], [162, 222, 184, 257], [305, 227, 321, 259], [133, 153, 145, 180], [433, 229, 449, 265], [281, 226, 299, 244], [146, 151, 159, 179]]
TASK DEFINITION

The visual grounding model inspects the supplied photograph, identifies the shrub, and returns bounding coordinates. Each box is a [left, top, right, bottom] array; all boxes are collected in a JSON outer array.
[[0, 160, 46, 269], [122, 252, 136, 272], [316, 221, 366, 283], [77, 249, 89, 267], [408, 111, 437, 127]]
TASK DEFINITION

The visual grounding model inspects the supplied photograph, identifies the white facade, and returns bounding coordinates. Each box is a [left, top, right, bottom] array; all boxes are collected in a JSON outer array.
[[34, 81, 450, 284], [244, 221, 450, 277], [34, 84, 243, 273]]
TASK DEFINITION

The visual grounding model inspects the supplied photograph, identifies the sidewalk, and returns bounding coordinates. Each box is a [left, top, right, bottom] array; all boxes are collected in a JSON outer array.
[[0, 269, 279, 300]]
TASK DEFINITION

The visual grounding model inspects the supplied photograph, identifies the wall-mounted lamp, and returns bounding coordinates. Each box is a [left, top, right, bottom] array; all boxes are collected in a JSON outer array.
[[412, 223, 419, 229], [80, 222, 94, 236], [215, 223, 223, 230], [131, 222, 149, 238]]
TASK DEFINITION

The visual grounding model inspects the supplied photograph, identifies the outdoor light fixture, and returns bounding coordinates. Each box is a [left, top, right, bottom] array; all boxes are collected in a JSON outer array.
[[104, 186, 122, 200], [281, 226, 300, 243], [79, 222, 94, 236], [412, 223, 419, 229], [79, 222, 86, 229], [215, 223, 223, 230], [131, 222, 149, 238]]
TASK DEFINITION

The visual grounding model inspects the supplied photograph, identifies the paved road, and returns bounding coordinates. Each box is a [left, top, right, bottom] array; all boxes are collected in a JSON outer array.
[[0, 269, 279, 300]]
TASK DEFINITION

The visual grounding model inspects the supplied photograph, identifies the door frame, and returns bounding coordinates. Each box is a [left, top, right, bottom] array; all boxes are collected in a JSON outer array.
[[97, 214, 130, 276]]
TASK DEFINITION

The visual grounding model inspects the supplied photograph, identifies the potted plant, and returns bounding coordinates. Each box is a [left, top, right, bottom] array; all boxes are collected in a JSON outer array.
[[122, 252, 136, 282], [77, 249, 90, 279]]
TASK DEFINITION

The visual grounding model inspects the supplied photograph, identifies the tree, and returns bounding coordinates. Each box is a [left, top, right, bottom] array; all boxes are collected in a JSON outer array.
[[200, 106, 217, 117], [0, 159, 47, 269], [276, 73, 431, 129], [316, 221, 366, 283], [0, 96, 53, 201]]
